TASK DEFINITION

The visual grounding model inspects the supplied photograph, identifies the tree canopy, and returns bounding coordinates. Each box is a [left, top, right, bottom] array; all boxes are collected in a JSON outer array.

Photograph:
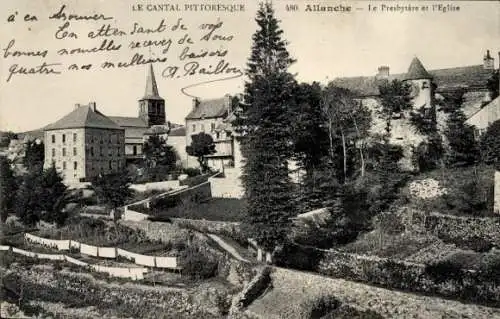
[[238, 2, 297, 252], [89, 171, 133, 210], [186, 132, 216, 172]]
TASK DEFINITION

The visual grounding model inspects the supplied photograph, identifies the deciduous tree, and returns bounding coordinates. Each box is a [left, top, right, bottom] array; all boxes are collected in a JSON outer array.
[[186, 132, 216, 173]]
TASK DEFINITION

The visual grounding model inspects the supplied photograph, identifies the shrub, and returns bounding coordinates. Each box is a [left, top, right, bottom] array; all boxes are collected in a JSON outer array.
[[180, 245, 218, 280], [299, 295, 341, 319], [425, 259, 464, 284], [183, 167, 201, 177]]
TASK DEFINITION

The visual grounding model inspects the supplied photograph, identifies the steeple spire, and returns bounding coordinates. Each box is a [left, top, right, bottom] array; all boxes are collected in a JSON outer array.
[[143, 63, 161, 99]]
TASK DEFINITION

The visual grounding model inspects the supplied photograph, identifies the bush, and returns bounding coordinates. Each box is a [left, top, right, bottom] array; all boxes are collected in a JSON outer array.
[[183, 167, 201, 177], [425, 259, 464, 284], [180, 245, 218, 280], [297, 295, 341, 319]]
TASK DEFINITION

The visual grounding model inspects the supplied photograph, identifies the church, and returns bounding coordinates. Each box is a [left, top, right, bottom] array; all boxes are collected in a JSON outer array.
[[108, 63, 171, 162]]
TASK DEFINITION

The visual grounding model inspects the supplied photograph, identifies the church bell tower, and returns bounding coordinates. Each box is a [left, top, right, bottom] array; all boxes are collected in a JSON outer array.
[[139, 64, 166, 127]]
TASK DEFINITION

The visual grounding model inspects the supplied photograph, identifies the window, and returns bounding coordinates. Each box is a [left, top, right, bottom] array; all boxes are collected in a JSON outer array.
[[422, 82, 429, 89], [109, 160, 112, 169], [211, 123, 216, 131], [62, 162, 66, 170], [52, 148, 55, 157], [192, 124, 196, 132], [73, 147, 77, 156], [90, 147, 94, 156], [100, 146, 103, 156], [133, 145, 137, 155], [201, 124, 205, 132], [117, 147, 121, 157], [73, 161, 77, 170], [73, 133, 77, 142], [62, 148, 66, 156], [216, 132, 220, 139], [62, 134, 66, 143], [51, 135, 55, 143]]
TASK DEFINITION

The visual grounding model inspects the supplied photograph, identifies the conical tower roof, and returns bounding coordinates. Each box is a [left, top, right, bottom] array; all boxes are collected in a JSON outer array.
[[141, 64, 163, 100], [404, 57, 432, 80]]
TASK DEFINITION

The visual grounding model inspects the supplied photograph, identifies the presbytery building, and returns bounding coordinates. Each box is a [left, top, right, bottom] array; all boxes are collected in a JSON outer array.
[[43, 102, 125, 184]]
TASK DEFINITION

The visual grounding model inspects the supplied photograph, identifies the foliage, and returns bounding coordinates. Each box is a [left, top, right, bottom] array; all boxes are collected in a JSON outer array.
[[14, 163, 69, 227], [445, 107, 479, 166], [300, 295, 341, 319], [180, 245, 218, 280], [89, 171, 133, 210], [378, 79, 413, 116], [0, 131, 18, 147], [186, 132, 216, 173], [23, 140, 44, 172], [0, 156, 18, 222], [183, 167, 202, 177], [412, 134, 444, 172], [142, 134, 178, 181], [479, 119, 500, 168], [321, 85, 372, 182], [487, 70, 499, 100], [238, 2, 297, 252]]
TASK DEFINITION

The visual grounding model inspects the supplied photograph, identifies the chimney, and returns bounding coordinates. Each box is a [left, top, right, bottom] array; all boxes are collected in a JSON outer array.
[[376, 66, 390, 79], [74, 103, 81, 110], [89, 102, 97, 112], [483, 50, 494, 70], [192, 98, 200, 109]]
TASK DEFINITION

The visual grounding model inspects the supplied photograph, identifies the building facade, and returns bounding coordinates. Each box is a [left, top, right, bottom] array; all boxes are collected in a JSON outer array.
[[183, 94, 241, 170], [44, 102, 125, 184], [330, 50, 498, 170]]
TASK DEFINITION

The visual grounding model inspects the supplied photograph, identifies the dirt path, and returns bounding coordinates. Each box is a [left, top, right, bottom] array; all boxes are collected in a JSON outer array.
[[206, 234, 250, 263]]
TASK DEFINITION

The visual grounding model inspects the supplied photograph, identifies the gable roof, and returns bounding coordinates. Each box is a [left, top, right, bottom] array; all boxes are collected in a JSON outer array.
[[109, 116, 148, 128], [185, 97, 229, 120], [45, 105, 123, 131], [405, 57, 432, 80], [140, 64, 164, 101]]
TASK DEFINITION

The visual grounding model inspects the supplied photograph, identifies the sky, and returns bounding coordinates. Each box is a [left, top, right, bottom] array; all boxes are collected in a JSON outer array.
[[0, 0, 499, 132]]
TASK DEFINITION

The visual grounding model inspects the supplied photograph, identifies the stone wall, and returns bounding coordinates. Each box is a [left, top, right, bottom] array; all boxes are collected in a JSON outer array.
[[405, 209, 500, 247], [3, 266, 227, 318], [280, 243, 500, 306]]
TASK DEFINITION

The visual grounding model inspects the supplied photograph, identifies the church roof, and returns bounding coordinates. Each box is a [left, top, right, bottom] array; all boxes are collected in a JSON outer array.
[[45, 104, 123, 131], [331, 63, 495, 97], [109, 116, 148, 128], [186, 97, 229, 120], [140, 64, 164, 101], [404, 57, 432, 80]]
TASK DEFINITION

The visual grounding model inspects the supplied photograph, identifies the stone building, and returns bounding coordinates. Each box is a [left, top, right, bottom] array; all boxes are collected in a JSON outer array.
[[43, 102, 125, 184], [330, 50, 498, 170], [184, 94, 243, 170]]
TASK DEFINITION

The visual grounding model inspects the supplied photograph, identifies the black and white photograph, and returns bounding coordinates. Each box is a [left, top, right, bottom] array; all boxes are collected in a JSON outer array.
[[0, 0, 499, 318]]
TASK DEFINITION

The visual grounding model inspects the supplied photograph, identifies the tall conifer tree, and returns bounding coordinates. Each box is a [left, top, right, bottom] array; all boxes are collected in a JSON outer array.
[[239, 2, 297, 252]]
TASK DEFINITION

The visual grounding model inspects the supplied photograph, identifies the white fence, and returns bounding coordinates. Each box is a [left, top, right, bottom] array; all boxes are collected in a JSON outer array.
[[1, 245, 147, 280], [24, 233, 179, 269]]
